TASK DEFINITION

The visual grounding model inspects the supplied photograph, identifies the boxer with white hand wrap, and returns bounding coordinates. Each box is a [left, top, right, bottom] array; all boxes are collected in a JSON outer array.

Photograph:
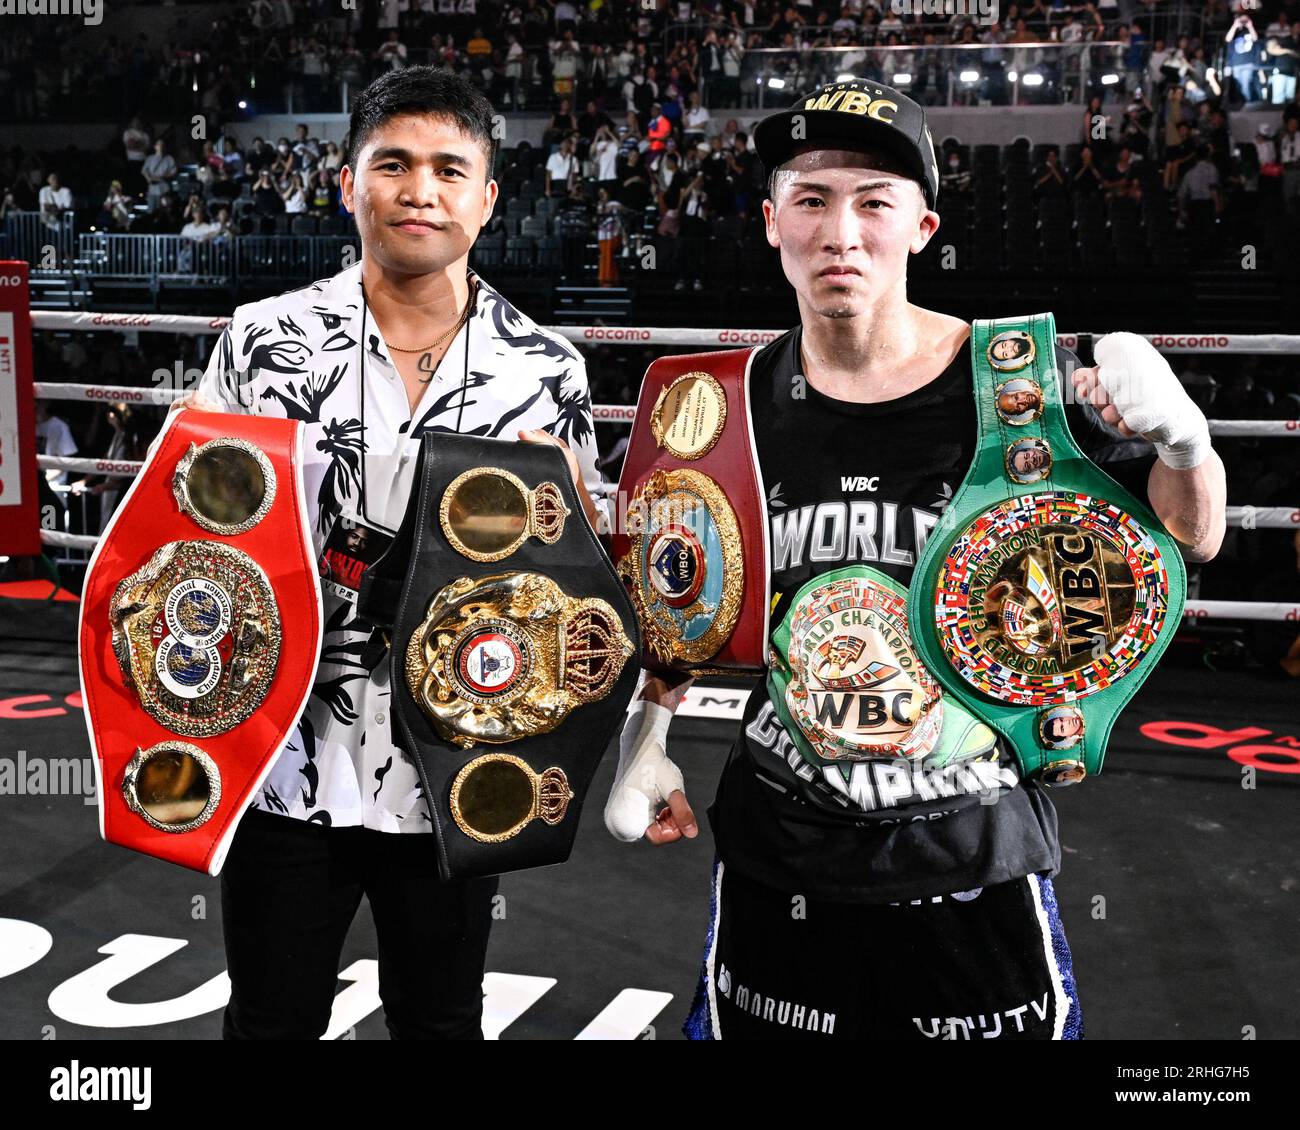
[[606, 75, 1227, 1041], [605, 681, 697, 845], [1085, 332, 1213, 470], [1069, 332, 1225, 561]]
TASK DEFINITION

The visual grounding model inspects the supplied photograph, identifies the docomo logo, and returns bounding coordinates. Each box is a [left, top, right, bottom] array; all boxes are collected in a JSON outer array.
[[91, 314, 156, 327], [0, 275, 23, 287], [86, 387, 148, 403], [1150, 335, 1231, 349], [1057, 334, 1078, 351], [716, 330, 781, 345], [594, 405, 636, 422], [583, 327, 651, 342], [95, 461, 140, 474]]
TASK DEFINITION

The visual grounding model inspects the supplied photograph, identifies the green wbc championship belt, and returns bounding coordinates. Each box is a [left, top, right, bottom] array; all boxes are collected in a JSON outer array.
[[907, 313, 1187, 786]]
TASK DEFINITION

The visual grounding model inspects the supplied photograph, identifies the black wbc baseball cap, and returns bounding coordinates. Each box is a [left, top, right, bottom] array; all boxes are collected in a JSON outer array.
[[753, 79, 940, 207]]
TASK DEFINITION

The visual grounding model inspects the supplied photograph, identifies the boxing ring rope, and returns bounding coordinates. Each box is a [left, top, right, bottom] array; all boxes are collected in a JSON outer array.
[[27, 383, 1300, 438], [27, 312, 1300, 356], [23, 312, 1300, 624]]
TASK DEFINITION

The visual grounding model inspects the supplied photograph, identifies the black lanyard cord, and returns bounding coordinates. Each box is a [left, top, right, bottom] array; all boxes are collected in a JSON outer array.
[[356, 274, 474, 532]]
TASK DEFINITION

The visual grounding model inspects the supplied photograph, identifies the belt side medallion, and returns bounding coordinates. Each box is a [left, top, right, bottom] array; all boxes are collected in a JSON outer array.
[[449, 753, 574, 843], [439, 467, 569, 562], [173, 438, 276, 535], [651, 371, 727, 460]]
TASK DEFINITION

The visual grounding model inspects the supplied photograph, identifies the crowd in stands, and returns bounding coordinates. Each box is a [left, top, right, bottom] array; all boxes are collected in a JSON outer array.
[[3, 0, 1297, 124], [1, 0, 1298, 282], [3, 56, 1299, 288]]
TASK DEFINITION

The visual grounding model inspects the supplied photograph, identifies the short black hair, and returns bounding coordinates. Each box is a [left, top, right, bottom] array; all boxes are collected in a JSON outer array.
[[346, 66, 497, 177], [766, 150, 926, 207]]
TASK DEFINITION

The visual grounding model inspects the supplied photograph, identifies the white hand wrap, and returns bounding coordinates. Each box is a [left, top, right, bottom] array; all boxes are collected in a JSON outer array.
[[604, 699, 683, 843], [1092, 332, 1212, 470]]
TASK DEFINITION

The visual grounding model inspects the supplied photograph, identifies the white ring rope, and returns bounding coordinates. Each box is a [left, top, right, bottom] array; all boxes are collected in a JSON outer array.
[[26, 311, 1300, 355], [38, 455, 143, 477], [27, 384, 1300, 439]]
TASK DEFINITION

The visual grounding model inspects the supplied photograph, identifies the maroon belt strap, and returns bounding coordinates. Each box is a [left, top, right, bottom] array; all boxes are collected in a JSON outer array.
[[612, 348, 769, 675]]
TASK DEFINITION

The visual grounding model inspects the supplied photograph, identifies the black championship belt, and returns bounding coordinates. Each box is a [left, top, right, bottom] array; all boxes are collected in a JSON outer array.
[[358, 433, 640, 880]]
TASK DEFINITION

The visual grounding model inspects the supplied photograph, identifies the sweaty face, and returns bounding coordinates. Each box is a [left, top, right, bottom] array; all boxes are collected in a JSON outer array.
[[762, 147, 936, 320], [341, 113, 497, 276]]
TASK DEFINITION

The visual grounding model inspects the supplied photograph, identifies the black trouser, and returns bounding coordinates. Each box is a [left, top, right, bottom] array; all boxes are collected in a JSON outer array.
[[686, 861, 1083, 1040], [220, 808, 499, 1040]]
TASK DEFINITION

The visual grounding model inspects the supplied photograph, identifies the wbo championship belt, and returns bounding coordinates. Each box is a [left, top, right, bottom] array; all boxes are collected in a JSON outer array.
[[79, 410, 323, 874], [357, 433, 639, 881], [613, 350, 768, 676], [908, 314, 1187, 786]]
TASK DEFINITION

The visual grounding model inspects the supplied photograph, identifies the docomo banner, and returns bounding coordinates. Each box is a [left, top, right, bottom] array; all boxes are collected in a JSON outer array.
[[32, 311, 232, 335], [0, 262, 39, 556], [29, 310, 1300, 354], [1182, 600, 1300, 622], [29, 383, 1298, 440], [33, 381, 183, 406], [37, 455, 143, 478]]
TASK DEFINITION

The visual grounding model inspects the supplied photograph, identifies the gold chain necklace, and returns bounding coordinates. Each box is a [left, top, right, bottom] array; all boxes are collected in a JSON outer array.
[[384, 283, 475, 354]]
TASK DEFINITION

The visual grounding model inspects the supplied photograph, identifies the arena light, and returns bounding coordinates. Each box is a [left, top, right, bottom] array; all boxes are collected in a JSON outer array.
[[1009, 70, 1018, 82], [959, 70, 980, 83], [1101, 73, 1119, 85], [892, 73, 912, 84], [238, 100, 247, 109], [836, 72, 856, 82], [768, 77, 786, 89], [1022, 73, 1045, 87]]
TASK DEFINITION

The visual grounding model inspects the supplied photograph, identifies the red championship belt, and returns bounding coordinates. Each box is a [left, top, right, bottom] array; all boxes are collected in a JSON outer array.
[[613, 349, 769, 675], [79, 410, 322, 874]]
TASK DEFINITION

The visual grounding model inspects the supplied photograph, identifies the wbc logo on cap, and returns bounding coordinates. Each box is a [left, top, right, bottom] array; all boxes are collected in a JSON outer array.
[[802, 86, 899, 123]]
